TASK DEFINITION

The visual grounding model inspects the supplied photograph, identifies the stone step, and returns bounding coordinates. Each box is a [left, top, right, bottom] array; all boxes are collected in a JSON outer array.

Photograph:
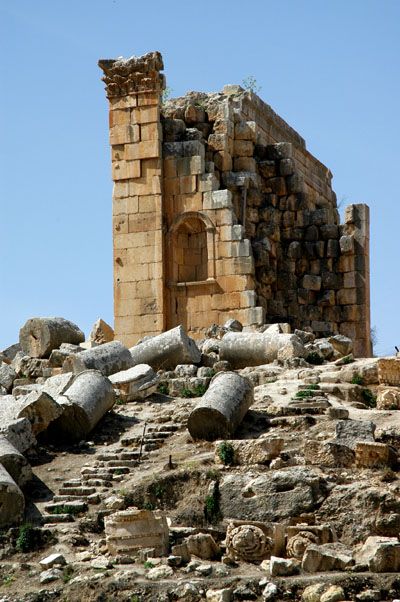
[[45, 500, 87, 513], [102, 459, 137, 468], [53, 493, 102, 505], [96, 453, 120, 462], [61, 481, 84, 489], [119, 451, 141, 460], [104, 466, 131, 475], [41, 514, 75, 524], [120, 437, 139, 446], [58, 486, 96, 496], [81, 469, 113, 479], [143, 442, 160, 451], [147, 424, 180, 433], [62, 479, 83, 487], [84, 479, 113, 487]]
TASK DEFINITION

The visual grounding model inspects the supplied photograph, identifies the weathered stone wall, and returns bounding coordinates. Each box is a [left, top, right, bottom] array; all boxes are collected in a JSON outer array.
[[99, 52, 371, 356]]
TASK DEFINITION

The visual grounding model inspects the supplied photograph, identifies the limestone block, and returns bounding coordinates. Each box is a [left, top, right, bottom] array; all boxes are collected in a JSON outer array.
[[329, 334, 353, 356], [355, 441, 397, 468], [0, 464, 24, 527], [340, 359, 379, 385], [214, 438, 283, 465], [187, 371, 253, 441], [335, 419, 376, 451], [19, 317, 85, 359], [63, 341, 133, 377], [0, 363, 16, 392], [269, 556, 299, 576], [104, 508, 169, 556], [286, 525, 336, 561], [302, 275, 322, 291], [339, 235, 354, 254], [109, 364, 159, 401], [302, 542, 354, 572], [378, 358, 400, 386], [130, 325, 201, 370], [185, 533, 220, 560], [0, 413, 36, 453], [206, 589, 232, 602], [235, 121, 256, 141], [219, 468, 326, 524], [320, 586, 345, 602], [233, 139, 254, 157], [356, 536, 400, 572], [17, 390, 63, 435], [0, 435, 32, 487], [52, 370, 115, 439], [304, 440, 355, 468], [376, 385, 400, 410], [112, 159, 141, 180], [89, 319, 114, 346]]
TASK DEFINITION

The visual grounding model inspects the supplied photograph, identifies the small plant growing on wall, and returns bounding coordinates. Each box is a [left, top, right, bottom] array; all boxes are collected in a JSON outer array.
[[242, 76, 261, 94], [161, 86, 173, 104]]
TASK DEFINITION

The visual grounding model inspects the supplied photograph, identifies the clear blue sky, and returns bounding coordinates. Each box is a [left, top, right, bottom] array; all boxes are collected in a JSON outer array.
[[1, 0, 399, 356]]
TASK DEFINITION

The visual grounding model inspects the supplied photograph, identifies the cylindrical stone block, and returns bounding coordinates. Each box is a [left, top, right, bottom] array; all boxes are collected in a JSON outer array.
[[129, 325, 201, 370], [220, 332, 299, 369], [0, 464, 25, 527], [0, 435, 32, 487], [51, 370, 115, 439], [187, 371, 253, 441], [19, 317, 84, 358], [63, 341, 133, 376]]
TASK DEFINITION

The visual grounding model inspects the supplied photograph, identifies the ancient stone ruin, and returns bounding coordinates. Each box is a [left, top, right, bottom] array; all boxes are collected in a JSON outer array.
[[2, 51, 400, 602], [98, 51, 371, 357]]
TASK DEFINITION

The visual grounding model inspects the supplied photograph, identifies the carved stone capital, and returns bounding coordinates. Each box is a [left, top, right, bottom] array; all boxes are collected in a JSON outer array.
[[98, 51, 165, 98]]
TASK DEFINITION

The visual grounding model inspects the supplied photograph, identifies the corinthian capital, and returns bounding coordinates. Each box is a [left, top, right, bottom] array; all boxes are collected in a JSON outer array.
[[98, 51, 165, 98]]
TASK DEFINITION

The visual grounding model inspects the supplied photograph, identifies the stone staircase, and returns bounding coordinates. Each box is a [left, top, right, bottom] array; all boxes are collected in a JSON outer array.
[[39, 423, 182, 527]]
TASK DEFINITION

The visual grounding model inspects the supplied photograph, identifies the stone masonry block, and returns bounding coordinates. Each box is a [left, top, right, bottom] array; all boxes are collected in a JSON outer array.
[[110, 124, 140, 145], [303, 275, 322, 291], [204, 190, 233, 210], [339, 235, 354, 255], [112, 160, 141, 180], [125, 140, 160, 161], [355, 442, 396, 468]]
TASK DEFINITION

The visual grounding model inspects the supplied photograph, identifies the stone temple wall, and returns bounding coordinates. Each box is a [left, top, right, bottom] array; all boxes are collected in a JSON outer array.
[[99, 51, 371, 357]]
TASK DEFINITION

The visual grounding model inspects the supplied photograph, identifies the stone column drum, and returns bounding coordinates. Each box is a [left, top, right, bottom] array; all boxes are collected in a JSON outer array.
[[129, 325, 201, 370], [51, 370, 115, 439], [188, 371, 253, 441], [0, 464, 25, 528], [63, 340, 133, 376], [19, 317, 84, 358]]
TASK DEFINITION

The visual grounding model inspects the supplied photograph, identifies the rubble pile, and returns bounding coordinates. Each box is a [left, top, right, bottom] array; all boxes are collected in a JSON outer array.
[[0, 316, 400, 601]]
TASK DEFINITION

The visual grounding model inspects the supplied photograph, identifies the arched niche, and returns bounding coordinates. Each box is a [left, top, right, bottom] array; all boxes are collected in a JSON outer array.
[[167, 212, 216, 284]]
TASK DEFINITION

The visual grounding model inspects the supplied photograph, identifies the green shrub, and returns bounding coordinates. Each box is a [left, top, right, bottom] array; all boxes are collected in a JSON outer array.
[[62, 566, 74, 583], [217, 441, 235, 466], [181, 388, 194, 398], [361, 388, 377, 408], [204, 483, 222, 525], [157, 383, 168, 395], [144, 561, 154, 569], [342, 355, 354, 365], [351, 374, 364, 386], [306, 352, 324, 365], [193, 384, 207, 396], [295, 389, 315, 399], [16, 524, 38, 553]]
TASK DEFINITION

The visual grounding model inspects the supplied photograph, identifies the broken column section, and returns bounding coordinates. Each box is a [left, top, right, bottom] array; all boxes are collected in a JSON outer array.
[[188, 371, 253, 441], [129, 325, 201, 370], [19, 317, 84, 358]]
